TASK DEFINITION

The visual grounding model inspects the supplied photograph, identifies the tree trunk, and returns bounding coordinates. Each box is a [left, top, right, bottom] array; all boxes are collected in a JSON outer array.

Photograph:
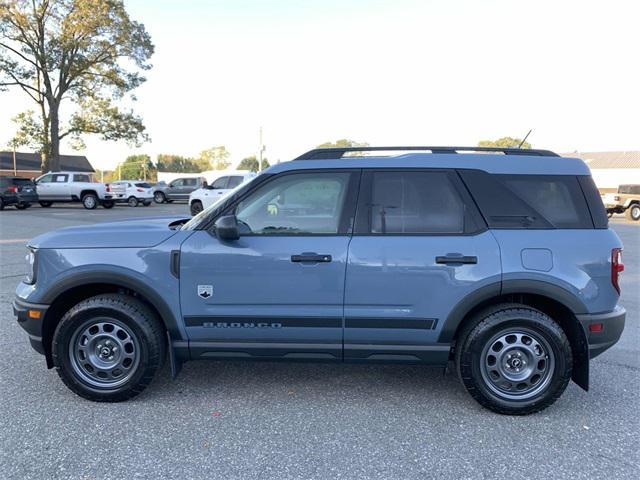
[[49, 99, 60, 172]]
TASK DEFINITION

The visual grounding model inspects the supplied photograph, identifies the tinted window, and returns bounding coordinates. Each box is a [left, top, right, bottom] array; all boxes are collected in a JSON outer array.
[[135, 182, 151, 188], [12, 178, 33, 185], [73, 174, 90, 182], [368, 171, 465, 234], [170, 179, 184, 187], [211, 177, 228, 189], [37, 174, 53, 183], [235, 172, 351, 234], [578, 176, 608, 229], [183, 178, 198, 187], [460, 170, 593, 229], [227, 176, 244, 189]]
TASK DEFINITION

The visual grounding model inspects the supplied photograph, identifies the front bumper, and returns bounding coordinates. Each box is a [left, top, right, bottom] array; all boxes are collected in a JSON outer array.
[[13, 297, 49, 355], [577, 305, 626, 359]]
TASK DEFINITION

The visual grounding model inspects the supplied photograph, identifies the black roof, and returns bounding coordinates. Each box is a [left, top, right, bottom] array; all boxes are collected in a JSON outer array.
[[0, 151, 94, 172], [294, 146, 559, 160]]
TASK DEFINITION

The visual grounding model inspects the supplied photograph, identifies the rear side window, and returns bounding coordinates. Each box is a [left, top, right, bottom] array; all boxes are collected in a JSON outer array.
[[356, 170, 480, 234], [227, 176, 244, 189], [619, 185, 640, 194], [460, 170, 594, 229], [73, 174, 90, 182]]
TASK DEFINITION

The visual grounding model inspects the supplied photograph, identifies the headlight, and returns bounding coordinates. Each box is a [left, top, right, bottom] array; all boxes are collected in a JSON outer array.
[[25, 247, 37, 284]]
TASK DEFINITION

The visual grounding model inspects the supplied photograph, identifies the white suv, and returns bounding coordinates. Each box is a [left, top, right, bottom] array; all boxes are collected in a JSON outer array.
[[189, 172, 256, 215], [112, 181, 154, 207]]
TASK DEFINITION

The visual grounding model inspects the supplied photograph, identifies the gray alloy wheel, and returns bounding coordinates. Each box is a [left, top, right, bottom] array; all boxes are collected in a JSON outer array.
[[82, 194, 98, 209], [69, 318, 141, 388], [128, 196, 139, 207], [627, 204, 640, 221], [190, 200, 203, 216], [153, 191, 165, 204], [479, 328, 555, 401]]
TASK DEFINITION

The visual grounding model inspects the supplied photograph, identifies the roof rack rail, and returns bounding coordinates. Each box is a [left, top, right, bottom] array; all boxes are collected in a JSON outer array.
[[294, 146, 560, 160]]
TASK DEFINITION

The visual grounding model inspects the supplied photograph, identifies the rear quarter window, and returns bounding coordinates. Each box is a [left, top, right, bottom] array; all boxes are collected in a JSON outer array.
[[459, 170, 594, 229]]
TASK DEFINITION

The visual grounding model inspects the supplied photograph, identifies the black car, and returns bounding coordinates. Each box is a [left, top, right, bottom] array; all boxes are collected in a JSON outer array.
[[0, 176, 38, 210]]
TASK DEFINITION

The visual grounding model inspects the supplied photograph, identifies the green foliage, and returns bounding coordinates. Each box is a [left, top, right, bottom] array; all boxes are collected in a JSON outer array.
[[156, 154, 201, 173], [198, 146, 231, 171], [478, 137, 532, 149], [0, 0, 154, 170], [317, 139, 369, 149], [238, 155, 270, 173], [115, 154, 155, 181], [7, 110, 45, 151]]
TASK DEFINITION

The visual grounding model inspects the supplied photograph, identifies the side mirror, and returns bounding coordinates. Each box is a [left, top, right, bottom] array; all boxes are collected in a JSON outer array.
[[214, 215, 240, 241]]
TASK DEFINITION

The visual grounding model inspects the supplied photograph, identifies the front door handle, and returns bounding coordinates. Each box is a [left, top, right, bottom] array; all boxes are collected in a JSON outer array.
[[436, 254, 478, 265], [291, 253, 332, 263]]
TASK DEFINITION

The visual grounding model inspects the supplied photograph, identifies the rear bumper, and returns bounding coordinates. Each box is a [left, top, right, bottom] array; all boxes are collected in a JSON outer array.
[[577, 305, 626, 359], [13, 297, 48, 355], [17, 192, 38, 203]]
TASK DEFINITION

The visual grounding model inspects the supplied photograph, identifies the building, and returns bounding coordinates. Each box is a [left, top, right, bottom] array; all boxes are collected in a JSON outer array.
[[563, 151, 640, 193], [0, 151, 94, 178]]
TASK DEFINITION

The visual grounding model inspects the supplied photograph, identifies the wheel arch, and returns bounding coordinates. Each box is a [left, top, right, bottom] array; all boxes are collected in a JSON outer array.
[[40, 272, 182, 368], [80, 189, 98, 198], [441, 280, 590, 391]]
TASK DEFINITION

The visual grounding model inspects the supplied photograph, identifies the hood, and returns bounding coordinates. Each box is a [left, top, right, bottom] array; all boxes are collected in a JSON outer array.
[[29, 216, 188, 249]]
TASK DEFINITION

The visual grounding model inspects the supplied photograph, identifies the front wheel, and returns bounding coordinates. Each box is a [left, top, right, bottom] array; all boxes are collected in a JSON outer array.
[[190, 200, 203, 216], [52, 294, 165, 402], [456, 304, 572, 415], [625, 204, 640, 222]]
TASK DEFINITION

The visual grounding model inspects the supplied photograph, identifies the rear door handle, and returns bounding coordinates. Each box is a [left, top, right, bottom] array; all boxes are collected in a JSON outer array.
[[291, 253, 332, 263], [436, 255, 477, 265]]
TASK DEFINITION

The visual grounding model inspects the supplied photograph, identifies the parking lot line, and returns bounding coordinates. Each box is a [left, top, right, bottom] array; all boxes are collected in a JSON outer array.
[[0, 239, 30, 244]]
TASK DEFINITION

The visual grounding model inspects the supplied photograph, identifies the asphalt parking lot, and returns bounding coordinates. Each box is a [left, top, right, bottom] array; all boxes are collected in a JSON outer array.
[[0, 203, 638, 480]]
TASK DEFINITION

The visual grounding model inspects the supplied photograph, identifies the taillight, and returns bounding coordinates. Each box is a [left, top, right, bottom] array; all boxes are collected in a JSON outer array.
[[106, 184, 111, 192], [611, 248, 624, 294], [137, 188, 144, 192], [7, 186, 17, 193], [614, 196, 621, 201]]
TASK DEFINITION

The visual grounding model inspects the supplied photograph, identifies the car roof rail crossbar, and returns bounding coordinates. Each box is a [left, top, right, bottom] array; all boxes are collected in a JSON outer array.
[[294, 146, 560, 160]]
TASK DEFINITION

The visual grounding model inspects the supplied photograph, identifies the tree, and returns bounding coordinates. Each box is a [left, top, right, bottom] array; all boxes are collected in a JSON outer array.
[[198, 146, 231, 171], [317, 139, 369, 149], [7, 110, 43, 150], [156, 154, 200, 173], [478, 137, 531, 149], [115, 154, 155, 181], [0, 0, 154, 171], [238, 155, 270, 173]]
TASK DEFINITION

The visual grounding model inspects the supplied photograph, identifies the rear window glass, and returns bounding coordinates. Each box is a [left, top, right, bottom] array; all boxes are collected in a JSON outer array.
[[459, 170, 593, 229], [135, 182, 151, 188]]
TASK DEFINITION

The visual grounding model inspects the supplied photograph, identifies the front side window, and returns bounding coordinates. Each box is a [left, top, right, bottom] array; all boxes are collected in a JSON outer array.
[[235, 172, 351, 235], [211, 177, 229, 189], [170, 179, 184, 187], [368, 171, 465, 234], [53, 174, 68, 183], [37, 174, 53, 183]]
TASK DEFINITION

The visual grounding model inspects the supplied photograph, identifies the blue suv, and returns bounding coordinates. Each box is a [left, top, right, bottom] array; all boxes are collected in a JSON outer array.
[[13, 146, 625, 414]]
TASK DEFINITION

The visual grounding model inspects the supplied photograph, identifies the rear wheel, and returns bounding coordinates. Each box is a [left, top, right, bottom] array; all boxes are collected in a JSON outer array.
[[52, 294, 165, 402], [153, 192, 166, 204], [127, 196, 139, 207], [625, 204, 640, 221], [143, 200, 151, 206], [190, 200, 203, 216], [0, 197, 4, 210], [16, 203, 31, 209], [39, 201, 53, 207], [455, 304, 572, 415], [82, 193, 98, 209]]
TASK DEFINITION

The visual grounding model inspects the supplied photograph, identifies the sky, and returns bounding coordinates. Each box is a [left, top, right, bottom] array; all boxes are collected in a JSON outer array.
[[1, 0, 639, 171]]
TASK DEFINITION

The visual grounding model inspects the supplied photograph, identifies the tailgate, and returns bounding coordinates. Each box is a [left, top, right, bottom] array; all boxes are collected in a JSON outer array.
[[105, 183, 127, 196]]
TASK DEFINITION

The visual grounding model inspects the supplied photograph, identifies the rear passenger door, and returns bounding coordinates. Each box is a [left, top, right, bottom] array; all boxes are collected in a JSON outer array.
[[344, 169, 502, 362]]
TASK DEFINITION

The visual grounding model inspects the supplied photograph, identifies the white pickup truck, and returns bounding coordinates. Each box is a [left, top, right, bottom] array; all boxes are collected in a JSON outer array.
[[35, 171, 127, 209]]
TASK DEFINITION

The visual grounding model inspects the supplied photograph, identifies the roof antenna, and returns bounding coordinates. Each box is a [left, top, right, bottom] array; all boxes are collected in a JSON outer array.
[[518, 129, 532, 148]]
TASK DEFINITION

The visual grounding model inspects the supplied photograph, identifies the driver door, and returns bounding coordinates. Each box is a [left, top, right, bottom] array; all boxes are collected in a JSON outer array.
[[179, 170, 360, 360]]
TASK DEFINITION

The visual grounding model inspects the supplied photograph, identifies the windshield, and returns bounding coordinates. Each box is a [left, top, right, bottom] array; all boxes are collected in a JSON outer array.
[[618, 185, 640, 194], [181, 175, 261, 230]]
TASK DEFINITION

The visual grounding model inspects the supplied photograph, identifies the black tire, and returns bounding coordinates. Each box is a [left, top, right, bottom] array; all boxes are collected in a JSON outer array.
[[0, 197, 4, 210], [143, 200, 151, 206], [39, 201, 53, 207], [127, 196, 139, 207], [153, 191, 166, 204], [102, 200, 115, 209], [52, 294, 166, 402], [190, 200, 203, 216], [82, 193, 98, 210], [455, 303, 572, 415], [625, 204, 640, 222], [16, 202, 31, 209], [607, 212, 614, 218]]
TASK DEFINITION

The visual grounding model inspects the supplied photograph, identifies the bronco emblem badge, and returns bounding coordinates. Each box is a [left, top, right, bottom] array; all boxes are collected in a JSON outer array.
[[197, 285, 213, 299]]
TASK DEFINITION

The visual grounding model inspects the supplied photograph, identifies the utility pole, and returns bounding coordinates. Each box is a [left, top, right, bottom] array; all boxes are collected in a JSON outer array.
[[12, 143, 17, 175], [258, 126, 266, 172]]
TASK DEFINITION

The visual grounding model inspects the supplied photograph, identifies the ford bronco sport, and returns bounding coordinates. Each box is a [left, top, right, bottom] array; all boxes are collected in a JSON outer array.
[[13, 146, 625, 415]]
